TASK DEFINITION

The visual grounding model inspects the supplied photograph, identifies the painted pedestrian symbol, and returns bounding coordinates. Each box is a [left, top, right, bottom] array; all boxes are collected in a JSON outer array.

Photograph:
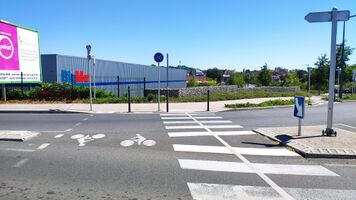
[[71, 134, 105, 146], [120, 134, 156, 147]]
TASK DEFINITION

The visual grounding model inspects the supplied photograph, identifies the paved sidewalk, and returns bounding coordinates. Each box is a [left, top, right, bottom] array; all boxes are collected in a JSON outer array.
[[254, 125, 356, 158], [0, 96, 325, 113]]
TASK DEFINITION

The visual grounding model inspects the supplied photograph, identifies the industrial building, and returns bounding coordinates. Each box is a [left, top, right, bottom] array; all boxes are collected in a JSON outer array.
[[41, 54, 187, 96]]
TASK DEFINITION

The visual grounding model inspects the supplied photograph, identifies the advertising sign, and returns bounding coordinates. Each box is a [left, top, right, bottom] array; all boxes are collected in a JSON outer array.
[[0, 20, 41, 83]]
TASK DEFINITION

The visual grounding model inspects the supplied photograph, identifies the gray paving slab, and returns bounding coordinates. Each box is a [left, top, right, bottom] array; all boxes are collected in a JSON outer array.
[[254, 125, 356, 158]]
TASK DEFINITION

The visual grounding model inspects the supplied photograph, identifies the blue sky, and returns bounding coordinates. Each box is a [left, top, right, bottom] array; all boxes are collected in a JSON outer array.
[[1, 0, 355, 71]]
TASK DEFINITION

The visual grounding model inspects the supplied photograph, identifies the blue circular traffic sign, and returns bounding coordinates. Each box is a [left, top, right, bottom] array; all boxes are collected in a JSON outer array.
[[154, 52, 164, 63]]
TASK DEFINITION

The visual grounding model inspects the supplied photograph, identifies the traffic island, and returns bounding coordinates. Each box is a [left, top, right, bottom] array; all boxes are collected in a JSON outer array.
[[0, 131, 40, 141], [254, 125, 356, 158]]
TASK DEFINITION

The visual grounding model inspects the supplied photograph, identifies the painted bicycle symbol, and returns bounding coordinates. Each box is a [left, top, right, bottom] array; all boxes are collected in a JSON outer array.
[[71, 134, 105, 146], [120, 134, 156, 147]]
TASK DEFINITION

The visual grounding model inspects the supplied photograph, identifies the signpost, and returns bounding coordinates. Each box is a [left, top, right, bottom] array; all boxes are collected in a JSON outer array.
[[154, 52, 164, 112], [294, 96, 305, 136], [86, 45, 93, 111], [305, 8, 350, 136]]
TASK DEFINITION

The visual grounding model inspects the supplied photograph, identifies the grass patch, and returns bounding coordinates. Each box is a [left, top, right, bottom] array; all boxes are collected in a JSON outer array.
[[342, 94, 356, 100], [225, 99, 294, 108]]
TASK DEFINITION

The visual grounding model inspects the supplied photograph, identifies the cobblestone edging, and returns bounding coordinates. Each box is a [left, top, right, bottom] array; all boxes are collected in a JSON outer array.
[[253, 128, 356, 159], [146, 86, 300, 97]]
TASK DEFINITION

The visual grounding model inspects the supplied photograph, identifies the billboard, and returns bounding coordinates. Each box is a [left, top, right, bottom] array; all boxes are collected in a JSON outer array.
[[0, 20, 41, 83]]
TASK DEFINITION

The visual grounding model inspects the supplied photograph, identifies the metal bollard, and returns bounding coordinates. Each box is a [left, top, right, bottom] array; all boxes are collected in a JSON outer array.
[[207, 87, 210, 112]]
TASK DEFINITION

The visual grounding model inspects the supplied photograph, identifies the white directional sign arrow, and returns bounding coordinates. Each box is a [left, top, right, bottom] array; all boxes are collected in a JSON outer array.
[[305, 10, 350, 23]]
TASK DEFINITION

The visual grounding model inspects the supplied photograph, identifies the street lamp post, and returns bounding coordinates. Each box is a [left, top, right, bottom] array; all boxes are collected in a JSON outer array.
[[93, 55, 96, 99], [86, 45, 93, 111]]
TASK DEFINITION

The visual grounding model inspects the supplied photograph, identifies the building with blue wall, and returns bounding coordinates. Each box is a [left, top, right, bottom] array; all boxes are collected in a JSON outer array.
[[41, 54, 187, 96]]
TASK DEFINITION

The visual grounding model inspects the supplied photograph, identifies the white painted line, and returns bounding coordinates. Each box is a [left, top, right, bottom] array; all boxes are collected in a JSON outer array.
[[90, 114, 94, 117], [179, 159, 338, 176], [199, 120, 232, 124], [185, 113, 294, 200], [0, 148, 35, 152], [75, 122, 81, 126], [165, 125, 243, 130], [163, 121, 197, 124], [65, 128, 73, 132], [83, 118, 88, 121], [324, 163, 356, 167], [189, 113, 216, 116], [37, 143, 50, 150], [13, 158, 29, 168], [160, 113, 188, 116], [168, 131, 255, 137], [161, 116, 222, 120], [187, 183, 282, 200], [107, 111, 115, 114], [173, 144, 300, 156], [187, 183, 356, 200], [54, 134, 64, 138], [336, 123, 356, 130]]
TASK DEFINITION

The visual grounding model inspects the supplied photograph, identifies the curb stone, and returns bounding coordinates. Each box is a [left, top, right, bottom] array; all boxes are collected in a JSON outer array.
[[253, 128, 356, 159]]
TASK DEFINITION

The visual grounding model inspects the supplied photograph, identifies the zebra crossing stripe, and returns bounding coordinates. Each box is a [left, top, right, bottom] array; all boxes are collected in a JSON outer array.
[[199, 120, 232, 124], [165, 125, 243, 129], [168, 131, 255, 137], [178, 159, 338, 176], [187, 183, 356, 200], [173, 144, 300, 156], [161, 116, 222, 120], [163, 121, 197, 124]]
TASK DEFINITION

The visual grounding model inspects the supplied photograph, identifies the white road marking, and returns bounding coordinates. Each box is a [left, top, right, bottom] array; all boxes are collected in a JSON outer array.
[[83, 118, 89, 121], [160, 113, 188, 116], [179, 159, 338, 176], [107, 111, 115, 114], [65, 128, 73, 132], [185, 113, 294, 200], [0, 148, 35, 152], [168, 131, 255, 137], [13, 158, 29, 168], [324, 163, 356, 167], [75, 122, 81, 126], [187, 183, 356, 200], [199, 120, 232, 124], [161, 116, 222, 120], [36, 143, 50, 150], [54, 134, 64, 138], [165, 125, 243, 129], [163, 121, 197, 124], [173, 144, 300, 156], [335, 123, 356, 130], [90, 114, 94, 117]]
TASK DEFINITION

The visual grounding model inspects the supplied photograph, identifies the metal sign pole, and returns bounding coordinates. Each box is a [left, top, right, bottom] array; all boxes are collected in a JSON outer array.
[[93, 56, 96, 99], [298, 118, 302, 136], [166, 53, 169, 112], [158, 62, 160, 112], [86, 45, 93, 111], [325, 8, 338, 135]]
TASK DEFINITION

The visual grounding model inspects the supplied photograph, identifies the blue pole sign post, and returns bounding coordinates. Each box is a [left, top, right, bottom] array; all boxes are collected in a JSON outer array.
[[154, 52, 164, 112], [294, 96, 305, 136]]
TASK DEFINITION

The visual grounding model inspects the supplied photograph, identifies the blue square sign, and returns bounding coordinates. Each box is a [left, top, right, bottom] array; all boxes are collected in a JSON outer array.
[[294, 96, 305, 118]]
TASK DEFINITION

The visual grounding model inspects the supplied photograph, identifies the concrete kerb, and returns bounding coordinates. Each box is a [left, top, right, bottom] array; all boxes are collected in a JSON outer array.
[[253, 128, 356, 159]]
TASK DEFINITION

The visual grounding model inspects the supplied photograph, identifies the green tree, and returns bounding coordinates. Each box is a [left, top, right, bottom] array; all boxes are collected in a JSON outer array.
[[206, 68, 223, 83], [336, 43, 354, 97], [187, 77, 199, 87], [229, 72, 245, 88], [313, 54, 330, 94], [285, 71, 301, 86], [256, 64, 272, 86]]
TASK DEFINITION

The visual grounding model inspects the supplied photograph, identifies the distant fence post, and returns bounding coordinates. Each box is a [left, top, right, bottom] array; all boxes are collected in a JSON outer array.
[[117, 76, 120, 97], [128, 86, 131, 113], [20, 72, 24, 96], [143, 77, 146, 97], [207, 87, 210, 112]]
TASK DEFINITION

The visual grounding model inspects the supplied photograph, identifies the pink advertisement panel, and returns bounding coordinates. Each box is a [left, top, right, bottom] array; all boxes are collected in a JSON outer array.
[[0, 21, 19, 70]]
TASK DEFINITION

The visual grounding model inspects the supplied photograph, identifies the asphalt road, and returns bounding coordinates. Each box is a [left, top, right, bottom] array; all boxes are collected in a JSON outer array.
[[0, 102, 356, 200]]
